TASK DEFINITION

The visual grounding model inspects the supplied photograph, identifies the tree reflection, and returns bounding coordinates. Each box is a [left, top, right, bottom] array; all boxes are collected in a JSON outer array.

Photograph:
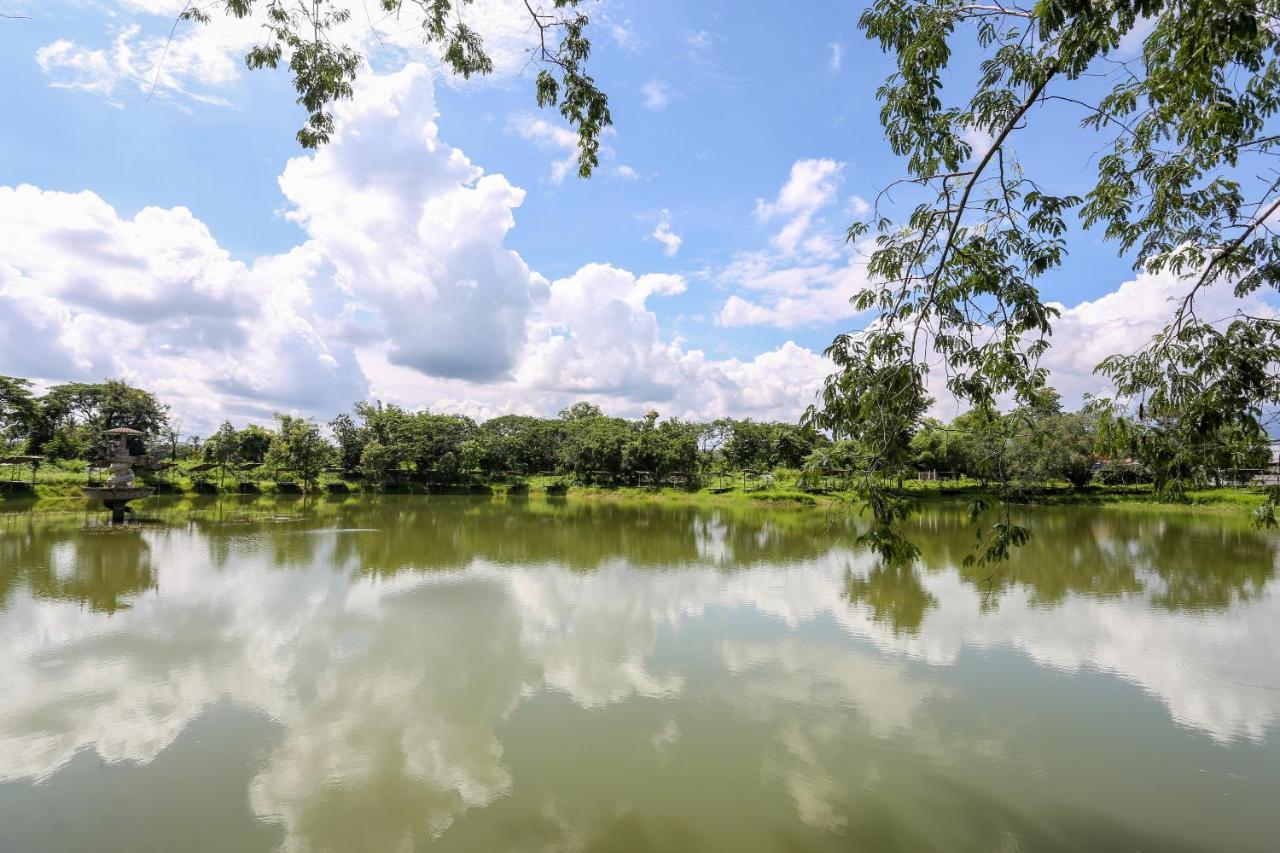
[[2, 498, 1275, 621], [0, 521, 154, 614], [843, 564, 937, 634], [903, 507, 1277, 612]]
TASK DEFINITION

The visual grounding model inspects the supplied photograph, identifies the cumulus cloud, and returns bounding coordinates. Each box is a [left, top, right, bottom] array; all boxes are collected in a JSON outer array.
[[282, 66, 549, 382], [357, 268, 830, 424], [711, 158, 876, 329], [0, 186, 367, 424], [716, 248, 871, 328], [714, 156, 1276, 418], [2, 62, 832, 429], [753, 158, 845, 255], [650, 209, 682, 256], [1041, 268, 1279, 408]]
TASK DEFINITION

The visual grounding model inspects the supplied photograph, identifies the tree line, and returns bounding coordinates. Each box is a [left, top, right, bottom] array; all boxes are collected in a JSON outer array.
[[0, 377, 821, 489], [2, 375, 1271, 494]]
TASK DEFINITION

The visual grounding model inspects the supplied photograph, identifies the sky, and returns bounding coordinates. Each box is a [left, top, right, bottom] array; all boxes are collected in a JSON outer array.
[[0, 1, 1268, 433]]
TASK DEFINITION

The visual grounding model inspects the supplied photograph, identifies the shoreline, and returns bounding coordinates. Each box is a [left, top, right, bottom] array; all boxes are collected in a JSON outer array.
[[1, 478, 1269, 518]]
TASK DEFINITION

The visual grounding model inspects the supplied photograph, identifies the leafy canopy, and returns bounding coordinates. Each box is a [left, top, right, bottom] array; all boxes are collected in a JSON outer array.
[[185, 1, 611, 173], [810, 0, 1280, 555]]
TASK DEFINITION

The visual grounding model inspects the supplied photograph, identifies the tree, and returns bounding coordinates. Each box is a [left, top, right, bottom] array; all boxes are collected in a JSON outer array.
[[329, 412, 364, 474], [402, 413, 476, 480], [805, 332, 932, 560], [183, 1, 609, 172], [558, 414, 632, 482], [203, 421, 241, 487], [1007, 410, 1098, 491], [360, 439, 397, 486], [29, 380, 169, 459], [1097, 402, 1271, 497], [814, 0, 1280, 555], [238, 424, 275, 464], [266, 414, 333, 490], [477, 414, 562, 474], [0, 376, 36, 451], [623, 417, 700, 483], [160, 416, 184, 461], [558, 400, 604, 421], [908, 418, 964, 473]]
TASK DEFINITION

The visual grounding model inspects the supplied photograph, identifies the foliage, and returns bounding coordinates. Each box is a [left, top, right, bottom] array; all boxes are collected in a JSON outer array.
[[0, 376, 37, 451], [359, 439, 396, 486], [559, 400, 604, 420], [1093, 459, 1149, 486], [719, 419, 825, 471], [329, 413, 363, 474], [1005, 395, 1098, 490], [557, 413, 633, 482], [265, 414, 333, 488], [804, 330, 933, 561], [907, 418, 965, 474], [622, 418, 701, 482], [186, 0, 610, 172], [203, 421, 242, 486], [1096, 401, 1272, 498], [812, 0, 1280, 564], [238, 424, 275, 464], [27, 380, 168, 459], [475, 415, 563, 474]]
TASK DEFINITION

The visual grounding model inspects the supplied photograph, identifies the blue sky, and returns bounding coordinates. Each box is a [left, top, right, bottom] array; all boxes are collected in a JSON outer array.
[[0, 1, 1235, 430]]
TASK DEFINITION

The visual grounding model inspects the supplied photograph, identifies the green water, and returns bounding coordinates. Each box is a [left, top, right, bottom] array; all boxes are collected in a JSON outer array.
[[0, 497, 1277, 852]]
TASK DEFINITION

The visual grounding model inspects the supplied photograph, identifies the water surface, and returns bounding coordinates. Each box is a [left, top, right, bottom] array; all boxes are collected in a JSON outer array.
[[1, 497, 1277, 851]]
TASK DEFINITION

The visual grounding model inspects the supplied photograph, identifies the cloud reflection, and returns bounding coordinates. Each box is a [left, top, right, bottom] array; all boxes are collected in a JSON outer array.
[[0, 500, 1277, 850]]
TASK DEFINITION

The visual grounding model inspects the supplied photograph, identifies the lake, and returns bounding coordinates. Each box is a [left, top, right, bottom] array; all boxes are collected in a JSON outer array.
[[1, 497, 1277, 852]]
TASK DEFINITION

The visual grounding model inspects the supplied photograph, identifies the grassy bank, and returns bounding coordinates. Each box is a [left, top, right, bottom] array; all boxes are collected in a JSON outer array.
[[2, 461, 1271, 516]]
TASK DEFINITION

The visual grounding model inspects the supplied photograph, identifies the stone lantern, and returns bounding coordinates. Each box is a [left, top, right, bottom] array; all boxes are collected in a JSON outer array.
[[84, 427, 155, 523]]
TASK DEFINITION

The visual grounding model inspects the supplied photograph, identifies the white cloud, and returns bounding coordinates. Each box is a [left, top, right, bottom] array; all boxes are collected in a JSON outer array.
[[34, 0, 570, 109], [2, 63, 832, 430], [716, 248, 871, 328], [0, 185, 367, 424], [650, 209, 682, 256], [278, 64, 550, 385], [827, 42, 844, 73], [684, 29, 714, 56], [507, 113, 580, 184], [603, 14, 639, 51], [960, 125, 995, 165], [754, 158, 845, 254], [615, 164, 640, 180], [641, 79, 671, 111], [1041, 268, 1279, 408], [713, 160, 871, 328], [36, 14, 252, 108], [356, 259, 831, 424], [1116, 14, 1157, 58]]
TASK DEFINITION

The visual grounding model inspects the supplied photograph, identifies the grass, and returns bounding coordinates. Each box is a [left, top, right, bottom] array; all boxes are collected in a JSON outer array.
[[2, 459, 1271, 516]]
